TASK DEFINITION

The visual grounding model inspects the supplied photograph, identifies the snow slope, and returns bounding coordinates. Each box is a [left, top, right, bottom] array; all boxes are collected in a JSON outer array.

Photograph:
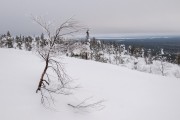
[[1, 48, 180, 120]]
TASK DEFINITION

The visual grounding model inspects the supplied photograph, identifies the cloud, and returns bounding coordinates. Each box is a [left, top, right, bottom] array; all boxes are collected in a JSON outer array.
[[0, 0, 180, 35]]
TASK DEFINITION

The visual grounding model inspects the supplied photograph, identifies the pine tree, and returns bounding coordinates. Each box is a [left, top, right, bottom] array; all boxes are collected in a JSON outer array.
[[7, 31, 11, 37], [15, 36, 22, 49], [6, 31, 13, 48]]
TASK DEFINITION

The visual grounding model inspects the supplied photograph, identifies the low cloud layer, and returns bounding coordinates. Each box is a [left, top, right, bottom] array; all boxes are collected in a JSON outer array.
[[0, 0, 180, 35]]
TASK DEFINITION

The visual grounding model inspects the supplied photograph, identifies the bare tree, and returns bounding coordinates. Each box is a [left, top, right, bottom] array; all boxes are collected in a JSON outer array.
[[32, 16, 82, 107]]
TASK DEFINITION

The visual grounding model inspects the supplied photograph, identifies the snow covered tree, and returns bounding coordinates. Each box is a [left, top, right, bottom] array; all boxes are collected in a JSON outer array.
[[141, 48, 144, 58], [156, 56, 167, 76], [32, 16, 82, 107], [155, 49, 168, 76], [39, 33, 47, 48], [24, 36, 33, 51], [0, 32, 13, 48], [7, 31, 11, 37], [5, 31, 13, 48], [90, 38, 104, 61], [0, 34, 6, 48], [146, 49, 153, 64], [176, 53, 180, 65], [40, 33, 44, 40], [15, 36, 23, 49]]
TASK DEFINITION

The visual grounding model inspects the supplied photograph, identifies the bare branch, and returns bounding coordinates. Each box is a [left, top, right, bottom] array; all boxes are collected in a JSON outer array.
[[31, 15, 51, 39], [68, 97, 105, 111], [33, 15, 92, 109]]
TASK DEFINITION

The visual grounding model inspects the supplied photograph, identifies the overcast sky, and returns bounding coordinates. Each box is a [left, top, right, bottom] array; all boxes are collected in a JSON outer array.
[[0, 0, 180, 36]]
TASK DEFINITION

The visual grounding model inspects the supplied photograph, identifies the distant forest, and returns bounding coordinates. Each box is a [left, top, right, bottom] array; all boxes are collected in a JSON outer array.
[[98, 37, 180, 62], [0, 31, 180, 64]]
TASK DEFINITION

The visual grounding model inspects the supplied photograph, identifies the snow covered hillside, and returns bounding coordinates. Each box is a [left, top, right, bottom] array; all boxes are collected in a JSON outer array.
[[1, 48, 180, 120]]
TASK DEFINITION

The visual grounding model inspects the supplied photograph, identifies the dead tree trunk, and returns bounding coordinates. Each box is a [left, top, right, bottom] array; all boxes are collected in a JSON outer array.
[[32, 16, 84, 107], [36, 53, 49, 93]]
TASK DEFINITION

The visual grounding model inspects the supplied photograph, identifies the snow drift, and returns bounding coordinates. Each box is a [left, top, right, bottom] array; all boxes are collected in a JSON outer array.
[[0, 48, 180, 120]]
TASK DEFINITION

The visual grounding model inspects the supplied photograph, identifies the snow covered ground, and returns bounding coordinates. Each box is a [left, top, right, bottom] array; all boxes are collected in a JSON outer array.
[[1, 48, 180, 120]]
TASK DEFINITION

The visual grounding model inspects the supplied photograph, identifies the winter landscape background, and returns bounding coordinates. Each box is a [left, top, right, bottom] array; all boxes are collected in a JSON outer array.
[[0, 31, 180, 120], [1, 0, 180, 119]]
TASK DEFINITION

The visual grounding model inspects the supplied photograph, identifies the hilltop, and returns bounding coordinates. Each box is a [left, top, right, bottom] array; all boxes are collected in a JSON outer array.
[[0, 48, 180, 120]]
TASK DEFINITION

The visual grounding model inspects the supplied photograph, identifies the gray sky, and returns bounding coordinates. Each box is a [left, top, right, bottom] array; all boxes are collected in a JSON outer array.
[[0, 0, 180, 36]]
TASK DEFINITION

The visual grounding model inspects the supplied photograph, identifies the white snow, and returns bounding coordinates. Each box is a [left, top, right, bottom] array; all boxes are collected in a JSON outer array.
[[1, 48, 180, 120]]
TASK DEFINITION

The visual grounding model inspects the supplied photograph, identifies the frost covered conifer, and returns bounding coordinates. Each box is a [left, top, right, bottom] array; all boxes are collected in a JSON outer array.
[[6, 31, 13, 48]]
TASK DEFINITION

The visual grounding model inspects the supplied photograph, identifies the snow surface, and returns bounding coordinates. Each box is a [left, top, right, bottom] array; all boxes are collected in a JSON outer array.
[[1, 48, 180, 120]]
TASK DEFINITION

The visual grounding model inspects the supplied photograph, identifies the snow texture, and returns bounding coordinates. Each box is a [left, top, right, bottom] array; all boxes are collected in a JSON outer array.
[[0, 48, 180, 120]]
